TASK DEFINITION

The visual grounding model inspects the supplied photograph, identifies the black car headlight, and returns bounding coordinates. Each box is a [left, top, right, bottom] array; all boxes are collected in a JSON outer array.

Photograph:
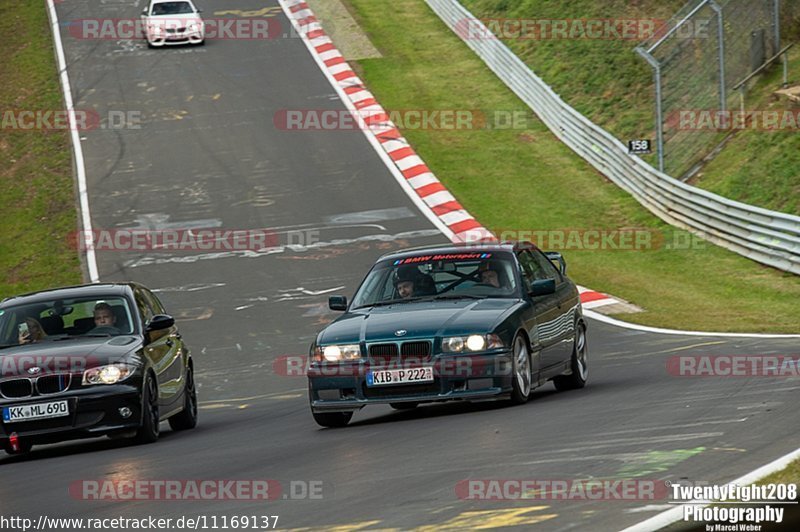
[[313, 344, 361, 363], [82, 363, 136, 385], [442, 334, 504, 353]]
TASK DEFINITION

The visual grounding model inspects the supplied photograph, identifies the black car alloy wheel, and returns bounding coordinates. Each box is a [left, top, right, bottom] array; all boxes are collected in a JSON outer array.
[[169, 366, 198, 431]]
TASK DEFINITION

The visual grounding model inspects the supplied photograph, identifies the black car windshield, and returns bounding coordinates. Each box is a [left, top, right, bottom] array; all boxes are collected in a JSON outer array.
[[151, 2, 195, 15], [0, 296, 136, 345], [351, 251, 520, 308]]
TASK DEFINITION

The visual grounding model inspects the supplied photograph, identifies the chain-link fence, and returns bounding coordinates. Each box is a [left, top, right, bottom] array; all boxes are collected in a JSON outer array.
[[636, 0, 784, 178]]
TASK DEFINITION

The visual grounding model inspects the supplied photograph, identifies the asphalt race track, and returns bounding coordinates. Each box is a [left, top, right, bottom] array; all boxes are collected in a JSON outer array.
[[3, 1, 799, 531]]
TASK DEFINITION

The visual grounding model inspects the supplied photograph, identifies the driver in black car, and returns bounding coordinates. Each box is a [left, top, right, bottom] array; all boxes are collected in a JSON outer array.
[[92, 302, 120, 333]]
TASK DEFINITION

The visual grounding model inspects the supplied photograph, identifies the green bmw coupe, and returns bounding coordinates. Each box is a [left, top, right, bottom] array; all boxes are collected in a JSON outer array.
[[308, 242, 588, 427]]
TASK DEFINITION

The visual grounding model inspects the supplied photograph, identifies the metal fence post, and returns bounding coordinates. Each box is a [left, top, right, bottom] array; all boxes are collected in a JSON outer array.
[[654, 63, 665, 173], [636, 47, 665, 172], [710, 1, 727, 113], [775, 0, 788, 87]]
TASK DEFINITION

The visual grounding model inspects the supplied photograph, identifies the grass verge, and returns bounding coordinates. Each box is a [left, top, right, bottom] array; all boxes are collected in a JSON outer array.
[[342, 0, 800, 332], [691, 48, 800, 215], [0, 0, 81, 298], [758, 458, 800, 487]]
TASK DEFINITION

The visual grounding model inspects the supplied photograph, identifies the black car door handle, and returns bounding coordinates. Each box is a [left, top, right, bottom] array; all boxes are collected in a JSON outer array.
[[166, 339, 174, 347]]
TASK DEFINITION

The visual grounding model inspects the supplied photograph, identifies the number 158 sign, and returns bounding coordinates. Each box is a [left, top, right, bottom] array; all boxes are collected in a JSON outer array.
[[628, 139, 652, 155]]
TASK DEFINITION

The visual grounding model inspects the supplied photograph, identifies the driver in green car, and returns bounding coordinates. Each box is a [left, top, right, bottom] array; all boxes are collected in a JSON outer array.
[[395, 268, 419, 299]]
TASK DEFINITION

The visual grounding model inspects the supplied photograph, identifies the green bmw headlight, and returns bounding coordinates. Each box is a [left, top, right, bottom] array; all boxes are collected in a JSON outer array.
[[314, 344, 361, 362], [442, 334, 504, 353]]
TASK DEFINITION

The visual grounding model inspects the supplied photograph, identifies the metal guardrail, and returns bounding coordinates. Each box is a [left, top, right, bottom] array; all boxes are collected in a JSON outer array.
[[425, 0, 800, 275]]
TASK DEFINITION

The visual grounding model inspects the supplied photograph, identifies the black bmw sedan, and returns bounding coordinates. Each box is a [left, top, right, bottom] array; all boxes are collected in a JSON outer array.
[[0, 282, 197, 455], [308, 242, 588, 427]]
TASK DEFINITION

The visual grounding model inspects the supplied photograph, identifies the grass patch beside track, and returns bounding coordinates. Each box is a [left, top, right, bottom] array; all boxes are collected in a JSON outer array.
[[342, 0, 800, 333], [691, 48, 800, 215], [757, 457, 800, 487], [0, 1, 81, 298]]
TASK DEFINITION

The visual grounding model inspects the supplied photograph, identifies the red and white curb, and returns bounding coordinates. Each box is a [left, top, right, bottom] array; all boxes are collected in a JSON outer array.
[[578, 286, 626, 310], [280, 0, 493, 244], [280, 0, 634, 311]]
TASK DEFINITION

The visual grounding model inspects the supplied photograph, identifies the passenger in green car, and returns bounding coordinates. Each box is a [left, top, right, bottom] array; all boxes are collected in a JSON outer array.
[[480, 268, 501, 288]]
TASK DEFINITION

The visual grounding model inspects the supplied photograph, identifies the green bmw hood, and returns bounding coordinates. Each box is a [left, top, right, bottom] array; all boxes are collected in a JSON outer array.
[[317, 298, 523, 345]]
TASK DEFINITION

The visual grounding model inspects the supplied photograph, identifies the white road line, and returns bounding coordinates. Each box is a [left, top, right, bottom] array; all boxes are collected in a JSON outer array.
[[46, 0, 99, 283], [584, 309, 800, 338], [122, 229, 442, 267]]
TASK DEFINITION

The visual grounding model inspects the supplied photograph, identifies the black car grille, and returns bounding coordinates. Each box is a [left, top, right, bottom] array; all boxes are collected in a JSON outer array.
[[0, 374, 73, 399], [363, 382, 440, 399], [369, 341, 431, 363], [0, 379, 33, 399], [36, 374, 72, 395], [166, 27, 186, 34]]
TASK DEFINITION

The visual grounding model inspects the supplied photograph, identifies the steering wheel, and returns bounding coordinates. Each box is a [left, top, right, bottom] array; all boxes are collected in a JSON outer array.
[[89, 326, 121, 335]]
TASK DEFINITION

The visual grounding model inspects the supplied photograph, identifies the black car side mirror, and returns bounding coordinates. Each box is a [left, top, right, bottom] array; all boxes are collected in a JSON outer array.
[[329, 296, 347, 311], [142, 8, 148, 15], [529, 279, 556, 297], [146, 314, 175, 332]]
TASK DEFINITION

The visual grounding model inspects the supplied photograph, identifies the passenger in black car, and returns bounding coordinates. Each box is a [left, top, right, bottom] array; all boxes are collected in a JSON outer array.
[[17, 317, 46, 345]]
